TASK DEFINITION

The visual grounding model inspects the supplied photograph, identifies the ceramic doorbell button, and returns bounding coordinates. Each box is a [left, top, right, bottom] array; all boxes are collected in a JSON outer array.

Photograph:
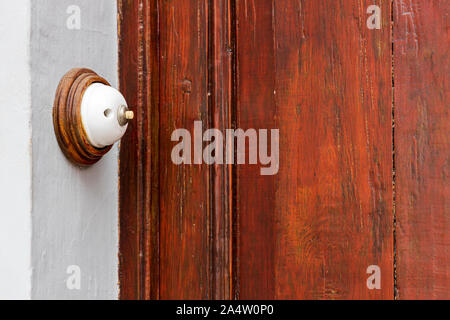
[[53, 68, 133, 166], [80, 83, 132, 148]]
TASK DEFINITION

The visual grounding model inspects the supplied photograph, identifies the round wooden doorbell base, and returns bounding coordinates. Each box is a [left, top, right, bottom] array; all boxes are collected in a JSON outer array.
[[53, 68, 112, 166]]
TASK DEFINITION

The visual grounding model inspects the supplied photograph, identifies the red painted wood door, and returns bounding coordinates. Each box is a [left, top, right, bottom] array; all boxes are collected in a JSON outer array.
[[118, 0, 448, 300]]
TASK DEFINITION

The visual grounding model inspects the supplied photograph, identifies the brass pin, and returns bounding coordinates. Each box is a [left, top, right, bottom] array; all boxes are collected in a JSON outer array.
[[118, 105, 134, 126], [125, 110, 134, 120]]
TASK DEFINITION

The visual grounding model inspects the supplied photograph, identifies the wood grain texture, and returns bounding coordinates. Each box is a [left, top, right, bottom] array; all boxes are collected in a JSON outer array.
[[118, 0, 142, 299], [235, 0, 393, 299], [394, 0, 449, 299], [210, 0, 234, 299], [118, 0, 159, 300], [234, 0, 277, 299], [119, 0, 233, 299], [157, 0, 212, 299], [119, 0, 450, 300]]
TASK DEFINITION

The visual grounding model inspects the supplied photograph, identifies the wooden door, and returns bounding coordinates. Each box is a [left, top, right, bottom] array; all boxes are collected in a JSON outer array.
[[118, 0, 449, 300]]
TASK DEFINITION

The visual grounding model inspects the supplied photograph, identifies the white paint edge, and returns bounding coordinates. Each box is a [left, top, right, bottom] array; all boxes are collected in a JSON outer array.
[[0, 0, 32, 299]]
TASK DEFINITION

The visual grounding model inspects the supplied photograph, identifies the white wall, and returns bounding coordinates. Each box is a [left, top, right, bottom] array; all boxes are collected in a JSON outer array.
[[30, 0, 119, 299], [0, 0, 32, 300], [0, 0, 119, 299]]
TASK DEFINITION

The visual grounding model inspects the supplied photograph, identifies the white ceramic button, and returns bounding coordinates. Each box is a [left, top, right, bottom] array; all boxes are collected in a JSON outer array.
[[80, 83, 130, 148]]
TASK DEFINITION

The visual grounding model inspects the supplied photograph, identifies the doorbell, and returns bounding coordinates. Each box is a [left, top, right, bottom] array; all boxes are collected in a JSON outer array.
[[53, 68, 133, 166]]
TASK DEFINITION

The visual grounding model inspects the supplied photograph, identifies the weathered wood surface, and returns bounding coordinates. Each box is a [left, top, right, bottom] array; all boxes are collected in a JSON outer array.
[[119, 0, 233, 299], [118, 0, 145, 300], [119, 0, 449, 300], [157, 0, 212, 299], [210, 0, 234, 299], [394, 0, 449, 300], [119, 0, 159, 300], [235, 0, 393, 299]]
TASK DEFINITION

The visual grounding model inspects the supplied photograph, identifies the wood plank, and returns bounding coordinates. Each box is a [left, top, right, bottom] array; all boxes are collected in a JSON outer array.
[[234, 0, 277, 299], [119, 0, 234, 299], [210, 0, 234, 299], [118, 0, 159, 300], [118, 0, 142, 300], [394, 0, 449, 299], [235, 0, 393, 299], [158, 0, 211, 299]]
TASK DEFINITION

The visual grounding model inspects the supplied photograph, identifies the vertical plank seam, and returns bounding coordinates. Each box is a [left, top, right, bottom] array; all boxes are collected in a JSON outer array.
[[230, 0, 239, 300], [207, 0, 215, 299], [137, 0, 145, 300], [156, 0, 162, 301], [391, 0, 398, 300]]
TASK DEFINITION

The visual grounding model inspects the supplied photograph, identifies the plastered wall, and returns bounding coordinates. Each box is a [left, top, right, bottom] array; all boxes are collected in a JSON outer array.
[[30, 0, 119, 299], [0, 0, 119, 299]]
